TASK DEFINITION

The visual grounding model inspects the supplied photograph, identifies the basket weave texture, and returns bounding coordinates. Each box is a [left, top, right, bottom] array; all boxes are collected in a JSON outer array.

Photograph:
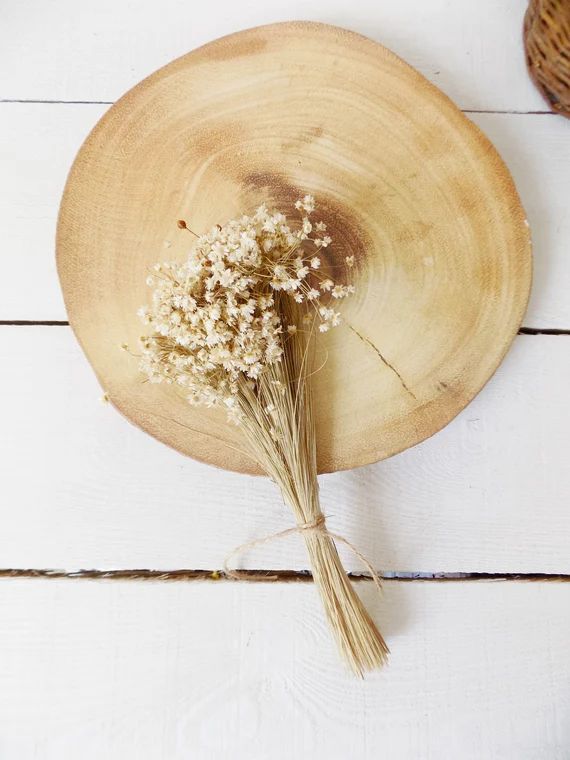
[[524, 0, 570, 118]]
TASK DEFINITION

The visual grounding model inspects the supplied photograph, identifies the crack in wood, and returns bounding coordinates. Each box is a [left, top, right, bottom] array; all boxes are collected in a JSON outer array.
[[348, 325, 417, 399], [1, 568, 568, 583]]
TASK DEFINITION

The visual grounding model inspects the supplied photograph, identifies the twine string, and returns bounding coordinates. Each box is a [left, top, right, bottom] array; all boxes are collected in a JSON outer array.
[[223, 513, 383, 591]]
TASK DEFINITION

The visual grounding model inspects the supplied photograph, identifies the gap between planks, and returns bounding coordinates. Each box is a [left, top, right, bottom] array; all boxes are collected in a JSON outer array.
[[1, 568, 569, 583], [0, 100, 559, 117], [2, 321, 570, 336]]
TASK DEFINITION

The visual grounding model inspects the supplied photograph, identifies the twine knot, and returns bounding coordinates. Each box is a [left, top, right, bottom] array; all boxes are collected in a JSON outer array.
[[297, 514, 326, 532], [223, 512, 382, 591]]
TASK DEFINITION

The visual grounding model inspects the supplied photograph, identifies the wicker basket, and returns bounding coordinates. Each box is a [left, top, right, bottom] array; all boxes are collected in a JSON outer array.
[[524, 0, 570, 118]]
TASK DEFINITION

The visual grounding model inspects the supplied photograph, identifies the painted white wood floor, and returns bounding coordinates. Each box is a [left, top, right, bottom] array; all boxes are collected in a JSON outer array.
[[1, 1, 569, 758]]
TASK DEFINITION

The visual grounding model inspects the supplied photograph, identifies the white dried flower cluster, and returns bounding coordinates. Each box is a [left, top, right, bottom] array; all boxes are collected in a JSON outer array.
[[137, 196, 354, 419]]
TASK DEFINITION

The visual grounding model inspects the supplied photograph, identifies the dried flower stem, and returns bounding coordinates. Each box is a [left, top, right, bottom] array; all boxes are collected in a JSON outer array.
[[137, 197, 387, 674], [236, 296, 388, 676]]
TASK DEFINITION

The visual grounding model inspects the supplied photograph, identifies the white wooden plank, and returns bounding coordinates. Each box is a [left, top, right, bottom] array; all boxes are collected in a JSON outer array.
[[1, 105, 569, 327], [473, 113, 570, 330], [1, 0, 542, 112], [0, 103, 105, 320], [0, 579, 568, 759], [0, 327, 568, 573]]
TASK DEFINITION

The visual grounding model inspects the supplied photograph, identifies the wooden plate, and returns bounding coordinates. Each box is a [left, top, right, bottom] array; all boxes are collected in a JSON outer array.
[[57, 21, 532, 475]]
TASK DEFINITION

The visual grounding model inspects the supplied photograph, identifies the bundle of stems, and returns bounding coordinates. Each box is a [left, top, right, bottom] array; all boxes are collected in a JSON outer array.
[[237, 297, 388, 676], [137, 197, 388, 674]]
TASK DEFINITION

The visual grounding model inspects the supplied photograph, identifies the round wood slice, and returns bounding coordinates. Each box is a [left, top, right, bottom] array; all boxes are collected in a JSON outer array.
[[57, 21, 532, 475]]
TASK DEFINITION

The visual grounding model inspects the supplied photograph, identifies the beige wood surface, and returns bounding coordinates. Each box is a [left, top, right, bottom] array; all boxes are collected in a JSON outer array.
[[57, 21, 531, 475]]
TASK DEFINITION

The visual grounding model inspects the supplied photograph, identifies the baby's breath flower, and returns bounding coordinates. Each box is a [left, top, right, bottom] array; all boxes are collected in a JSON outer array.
[[331, 284, 355, 299], [137, 197, 354, 421], [345, 255, 355, 267]]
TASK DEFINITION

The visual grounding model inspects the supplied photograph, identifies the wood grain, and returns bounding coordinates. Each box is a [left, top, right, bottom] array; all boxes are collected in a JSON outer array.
[[56, 21, 531, 475], [0, 579, 568, 759], [1, 327, 568, 574], [2, 107, 568, 327]]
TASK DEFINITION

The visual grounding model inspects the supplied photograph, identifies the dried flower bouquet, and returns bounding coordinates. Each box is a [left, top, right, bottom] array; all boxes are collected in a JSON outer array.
[[136, 196, 388, 675]]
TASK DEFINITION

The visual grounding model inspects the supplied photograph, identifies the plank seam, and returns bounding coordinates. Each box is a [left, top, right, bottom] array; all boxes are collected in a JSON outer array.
[[463, 109, 555, 115], [0, 320, 70, 326], [0, 568, 568, 583], [0, 100, 558, 116], [2, 321, 570, 335], [0, 99, 114, 105], [518, 327, 570, 335]]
